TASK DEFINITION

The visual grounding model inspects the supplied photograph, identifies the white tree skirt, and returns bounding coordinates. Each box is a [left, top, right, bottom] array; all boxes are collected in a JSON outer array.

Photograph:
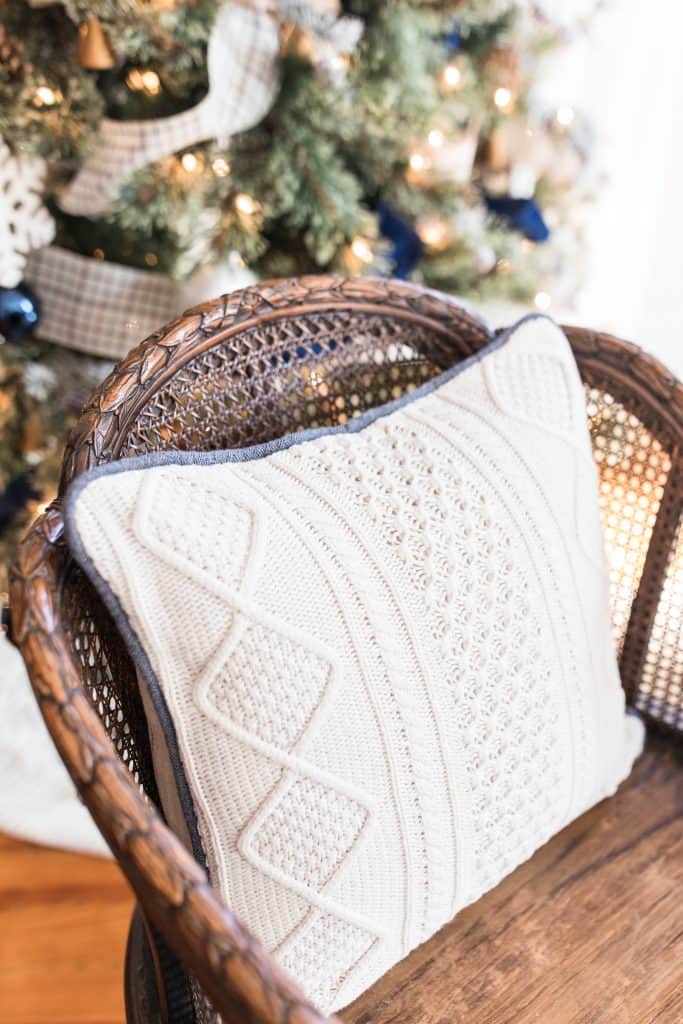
[[0, 632, 110, 856]]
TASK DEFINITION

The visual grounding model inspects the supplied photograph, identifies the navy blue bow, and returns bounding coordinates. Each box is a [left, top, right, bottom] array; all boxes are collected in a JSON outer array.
[[378, 204, 424, 279], [484, 194, 550, 243]]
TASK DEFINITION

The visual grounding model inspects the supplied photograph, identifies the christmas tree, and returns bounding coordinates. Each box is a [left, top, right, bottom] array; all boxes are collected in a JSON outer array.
[[0, 0, 591, 594]]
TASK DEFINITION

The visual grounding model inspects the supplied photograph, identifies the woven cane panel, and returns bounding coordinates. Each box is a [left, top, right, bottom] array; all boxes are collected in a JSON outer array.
[[637, 513, 683, 731], [118, 312, 455, 459], [61, 559, 160, 803], [63, 311, 462, 808], [586, 386, 671, 652]]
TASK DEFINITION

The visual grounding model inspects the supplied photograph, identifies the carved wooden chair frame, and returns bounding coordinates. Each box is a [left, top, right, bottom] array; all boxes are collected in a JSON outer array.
[[9, 277, 683, 1023]]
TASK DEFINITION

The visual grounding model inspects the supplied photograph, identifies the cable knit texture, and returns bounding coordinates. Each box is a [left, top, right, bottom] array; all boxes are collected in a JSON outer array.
[[67, 316, 644, 1013]]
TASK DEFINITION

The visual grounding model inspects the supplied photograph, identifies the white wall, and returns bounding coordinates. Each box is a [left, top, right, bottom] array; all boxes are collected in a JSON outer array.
[[560, 2, 683, 374]]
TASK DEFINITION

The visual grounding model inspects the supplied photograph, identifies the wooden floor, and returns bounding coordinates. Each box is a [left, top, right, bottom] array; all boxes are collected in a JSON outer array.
[[0, 736, 681, 1024], [0, 833, 132, 1024]]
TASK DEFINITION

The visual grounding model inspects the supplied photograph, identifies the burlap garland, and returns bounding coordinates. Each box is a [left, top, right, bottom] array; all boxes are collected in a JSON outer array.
[[59, 2, 281, 218], [24, 246, 255, 360]]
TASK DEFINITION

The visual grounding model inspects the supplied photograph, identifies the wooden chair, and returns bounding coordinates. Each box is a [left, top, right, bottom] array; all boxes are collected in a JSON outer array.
[[9, 277, 683, 1024]]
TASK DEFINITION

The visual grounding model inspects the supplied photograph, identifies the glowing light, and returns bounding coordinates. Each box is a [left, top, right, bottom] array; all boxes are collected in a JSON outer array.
[[35, 86, 58, 106], [351, 237, 374, 263], [126, 69, 143, 90], [419, 219, 449, 249], [409, 152, 428, 172], [212, 157, 231, 178], [127, 69, 161, 96], [181, 152, 200, 173], [141, 70, 161, 95], [427, 129, 445, 149], [556, 104, 575, 127], [534, 290, 552, 311], [442, 63, 461, 89], [235, 193, 259, 215], [144, 252, 158, 267], [494, 86, 513, 110], [329, 54, 350, 74]]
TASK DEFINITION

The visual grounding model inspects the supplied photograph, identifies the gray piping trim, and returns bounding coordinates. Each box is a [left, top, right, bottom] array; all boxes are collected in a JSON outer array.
[[63, 312, 550, 875]]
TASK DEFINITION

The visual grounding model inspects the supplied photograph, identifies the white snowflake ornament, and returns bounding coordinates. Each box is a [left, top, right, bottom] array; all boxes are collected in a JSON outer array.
[[0, 139, 55, 289]]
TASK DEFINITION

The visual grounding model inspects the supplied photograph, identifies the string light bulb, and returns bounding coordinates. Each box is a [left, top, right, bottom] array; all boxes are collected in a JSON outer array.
[[494, 86, 513, 111], [534, 290, 552, 311], [140, 70, 161, 95], [126, 69, 161, 96], [409, 152, 429, 172], [556, 104, 575, 127], [442, 63, 462, 90], [427, 129, 445, 149], [419, 219, 449, 250], [34, 86, 59, 106], [181, 152, 200, 173], [212, 157, 231, 178], [351, 236, 374, 263], [235, 193, 259, 215]]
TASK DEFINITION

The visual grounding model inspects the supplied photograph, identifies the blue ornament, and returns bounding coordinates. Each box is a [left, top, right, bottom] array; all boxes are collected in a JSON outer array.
[[378, 204, 424, 280], [484, 194, 550, 243], [0, 472, 39, 537], [0, 283, 40, 342], [445, 21, 461, 55]]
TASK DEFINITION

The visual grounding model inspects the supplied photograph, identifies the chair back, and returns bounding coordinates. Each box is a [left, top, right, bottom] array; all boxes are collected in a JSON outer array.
[[11, 277, 683, 1023]]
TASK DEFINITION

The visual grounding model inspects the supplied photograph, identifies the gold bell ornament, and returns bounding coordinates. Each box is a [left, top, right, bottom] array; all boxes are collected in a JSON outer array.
[[77, 16, 115, 70]]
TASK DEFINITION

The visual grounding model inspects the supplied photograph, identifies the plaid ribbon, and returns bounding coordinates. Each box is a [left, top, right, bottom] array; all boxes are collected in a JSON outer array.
[[59, 2, 280, 219], [24, 246, 254, 359]]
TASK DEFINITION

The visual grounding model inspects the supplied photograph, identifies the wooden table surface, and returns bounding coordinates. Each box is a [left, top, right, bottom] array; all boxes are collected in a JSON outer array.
[[0, 735, 681, 1024]]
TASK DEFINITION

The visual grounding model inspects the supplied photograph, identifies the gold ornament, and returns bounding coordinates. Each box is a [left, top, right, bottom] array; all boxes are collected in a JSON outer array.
[[77, 17, 115, 70]]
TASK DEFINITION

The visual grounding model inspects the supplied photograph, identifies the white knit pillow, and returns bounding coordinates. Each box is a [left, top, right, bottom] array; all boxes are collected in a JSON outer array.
[[65, 315, 643, 1013]]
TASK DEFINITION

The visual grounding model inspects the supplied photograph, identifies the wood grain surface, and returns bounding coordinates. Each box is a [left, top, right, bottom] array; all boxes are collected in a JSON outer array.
[[346, 734, 683, 1024], [0, 736, 680, 1024], [0, 833, 132, 1024]]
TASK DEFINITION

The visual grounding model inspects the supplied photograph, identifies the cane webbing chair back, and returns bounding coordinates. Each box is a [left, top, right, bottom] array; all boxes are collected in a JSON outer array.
[[10, 277, 683, 1024]]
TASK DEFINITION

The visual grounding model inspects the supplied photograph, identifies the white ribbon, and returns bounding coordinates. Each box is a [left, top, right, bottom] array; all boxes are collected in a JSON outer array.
[[59, 2, 281, 219], [24, 245, 256, 359]]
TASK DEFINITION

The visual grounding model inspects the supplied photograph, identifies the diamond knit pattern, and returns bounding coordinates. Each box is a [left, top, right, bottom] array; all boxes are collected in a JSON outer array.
[[70, 316, 644, 1014], [207, 621, 330, 750], [250, 776, 369, 890], [280, 912, 377, 1011]]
